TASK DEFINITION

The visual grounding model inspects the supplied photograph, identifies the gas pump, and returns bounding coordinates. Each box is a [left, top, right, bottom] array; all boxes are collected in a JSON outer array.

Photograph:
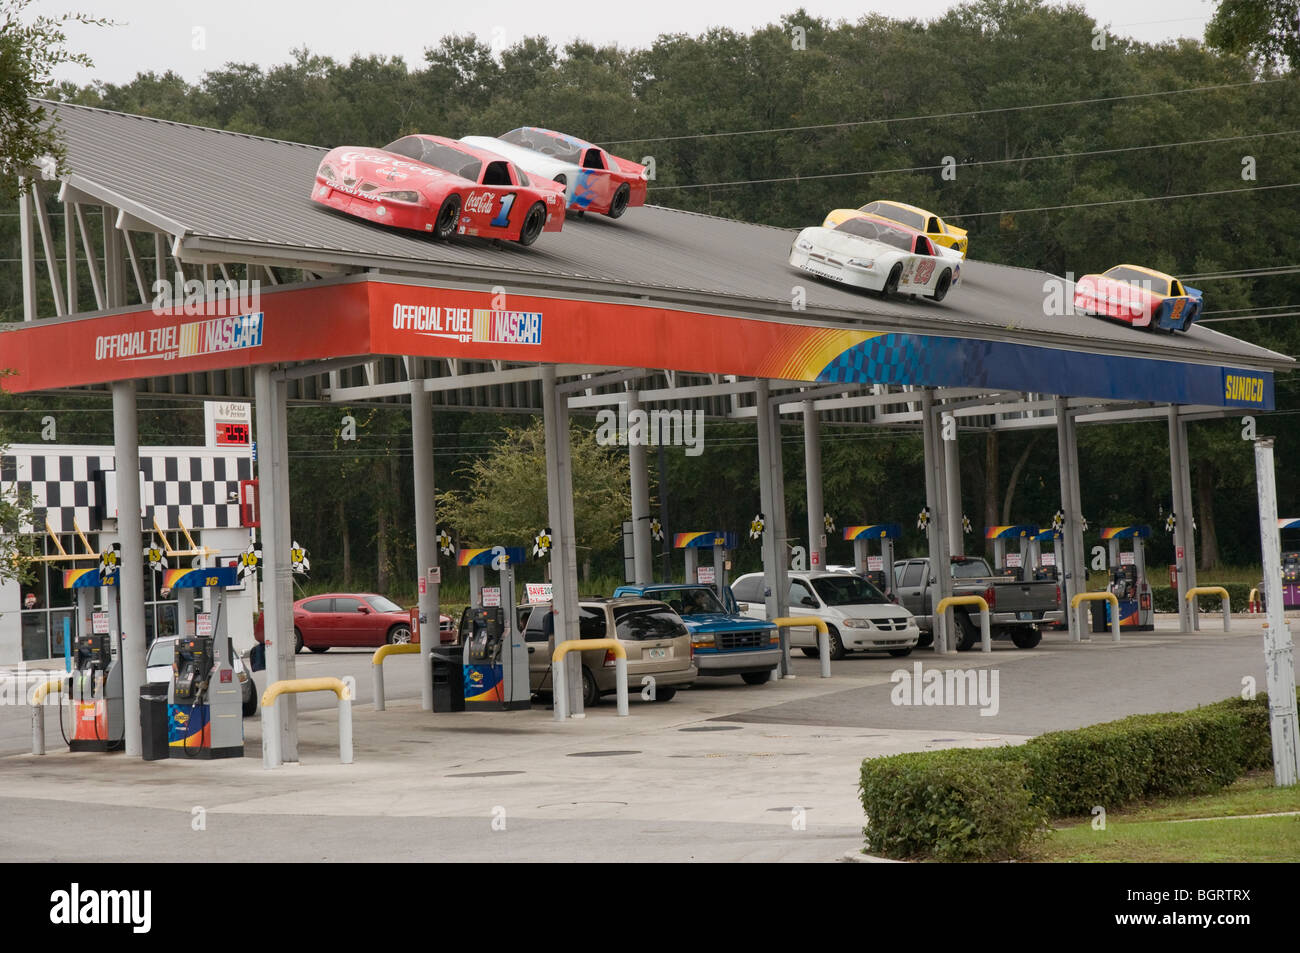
[[842, 524, 901, 596], [672, 531, 737, 598], [1028, 528, 1062, 581], [60, 567, 124, 752], [1279, 519, 1300, 609], [1100, 525, 1154, 630], [456, 547, 530, 711], [165, 566, 244, 758], [985, 525, 1035, 580]]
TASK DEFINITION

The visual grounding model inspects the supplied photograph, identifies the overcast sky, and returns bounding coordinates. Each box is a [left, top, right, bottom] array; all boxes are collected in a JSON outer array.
[[40, 0, 1219, 86]]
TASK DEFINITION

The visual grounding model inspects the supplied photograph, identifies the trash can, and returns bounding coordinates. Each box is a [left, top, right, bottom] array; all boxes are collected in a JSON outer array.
[[431, 647, 465, 713], [140, 682, 170, 761], [1090, 599, 1108, 634]]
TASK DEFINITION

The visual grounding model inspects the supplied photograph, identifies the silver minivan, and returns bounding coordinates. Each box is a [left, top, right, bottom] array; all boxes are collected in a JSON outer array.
[[524, 597, 697, 706]]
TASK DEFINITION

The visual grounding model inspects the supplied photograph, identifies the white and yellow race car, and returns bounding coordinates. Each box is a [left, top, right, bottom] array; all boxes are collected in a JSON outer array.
[[823, 200, 968, 258], [789, 214, 961, 301]]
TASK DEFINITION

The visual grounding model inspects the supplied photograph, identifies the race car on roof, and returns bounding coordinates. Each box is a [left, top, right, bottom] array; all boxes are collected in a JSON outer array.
[[823, 200, 969, 258], [460, 127, 648, 218], [1072, 264, 1204, 332], [311, 135, 565, 245], [789, 214, 961, 301]]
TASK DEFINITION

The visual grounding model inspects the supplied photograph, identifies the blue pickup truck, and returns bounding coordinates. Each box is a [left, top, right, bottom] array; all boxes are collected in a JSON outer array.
[[612, 583, 780, 685]]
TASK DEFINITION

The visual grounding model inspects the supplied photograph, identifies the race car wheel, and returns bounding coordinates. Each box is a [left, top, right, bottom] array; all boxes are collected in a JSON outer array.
[[882, 263, 903, 298], [516, 202, 547, 246], [433, 194, 461, 240], [932, 269, 953, 303], [607, 183, 631, 219]]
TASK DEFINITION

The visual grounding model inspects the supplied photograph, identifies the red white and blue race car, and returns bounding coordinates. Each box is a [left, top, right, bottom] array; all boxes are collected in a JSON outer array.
[[1072, 264, 1204, 332], [311, 135, 565, 245], [460, 127, 648, 218]]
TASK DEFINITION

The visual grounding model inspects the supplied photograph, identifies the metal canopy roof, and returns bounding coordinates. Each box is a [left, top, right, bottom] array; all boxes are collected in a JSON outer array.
[[36, 100, 1292, 376]]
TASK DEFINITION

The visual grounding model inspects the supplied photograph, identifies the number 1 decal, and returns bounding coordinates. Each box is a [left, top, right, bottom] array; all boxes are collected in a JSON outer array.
[[490, 193, 516, 228]]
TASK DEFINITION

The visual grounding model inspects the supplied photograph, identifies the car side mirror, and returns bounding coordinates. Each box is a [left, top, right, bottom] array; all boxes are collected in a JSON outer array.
[[801, 596, 818, 608], [357, 606, 370, 613]]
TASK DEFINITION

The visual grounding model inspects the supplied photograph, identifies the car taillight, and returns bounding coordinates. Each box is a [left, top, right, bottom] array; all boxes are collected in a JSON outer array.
[[1055, 585, 1062, 606], [603, 649, 617, 667], [983, 586, 996, 610]]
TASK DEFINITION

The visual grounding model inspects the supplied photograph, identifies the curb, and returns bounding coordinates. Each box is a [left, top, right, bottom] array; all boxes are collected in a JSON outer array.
[[840, 849, 905, 863]]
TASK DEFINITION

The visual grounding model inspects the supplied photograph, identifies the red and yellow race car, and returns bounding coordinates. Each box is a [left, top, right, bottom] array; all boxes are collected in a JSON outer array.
[[311, 135, 565, 245], [1072, 264, 1204, 333]]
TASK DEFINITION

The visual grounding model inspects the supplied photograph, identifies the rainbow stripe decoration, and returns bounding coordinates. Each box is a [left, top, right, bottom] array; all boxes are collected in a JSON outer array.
[[1100, 525, 1152, 540], [842, 523, 902, 541], [1032, 527, 1063, 542], [984, 525, 1035, 540], [457, 547, 526, 567], [672, 531, 738, 549], [163, 566, 239, 589], [1278, 518, 1300, 531], [62, 567, 115, 588], [753, 327, 879, 381]]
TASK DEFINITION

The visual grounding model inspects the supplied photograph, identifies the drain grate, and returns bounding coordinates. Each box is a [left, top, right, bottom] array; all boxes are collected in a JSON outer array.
[[566, 750, 642, 757], [679, 725, 742, 732]]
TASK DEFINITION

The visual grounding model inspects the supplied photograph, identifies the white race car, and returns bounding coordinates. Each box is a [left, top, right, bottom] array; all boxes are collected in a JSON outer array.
[[788, 215, 962, 301], [460, 128, 648, 218]]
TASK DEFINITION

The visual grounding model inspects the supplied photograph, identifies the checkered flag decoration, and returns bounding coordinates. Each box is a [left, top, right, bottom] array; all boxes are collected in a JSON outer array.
[[824, 513, 835, 535], [1166, 512, 1176, 534], [144, 544, 168, 573], [1052, 508, 1065, 533], [98, 544, 121, 584], [917, 506, 930, 531], [290, 540, 310, 575], [749, 513, 765, 540], [237, 540, 262, 580], [962, 514, 972, 534], [533, 527, 552, 558], [650, 518, 663, 541], [437, 530, 454, 557]]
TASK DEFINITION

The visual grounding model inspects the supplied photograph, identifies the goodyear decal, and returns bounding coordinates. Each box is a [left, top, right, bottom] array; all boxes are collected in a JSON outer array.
[[1223, 371, 1267, 407]]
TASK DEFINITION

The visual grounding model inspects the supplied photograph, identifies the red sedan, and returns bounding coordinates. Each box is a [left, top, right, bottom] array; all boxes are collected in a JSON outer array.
[[255, 593, 454, 653]]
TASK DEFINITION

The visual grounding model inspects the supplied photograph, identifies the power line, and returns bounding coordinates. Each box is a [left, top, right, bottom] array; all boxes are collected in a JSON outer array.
[[599, 78, 1291, 147], [648, 129, 1300, 192], [944, 181, 1300, 221], [1179, 265, 1300, 281], [1200, 311, 1300, 323]]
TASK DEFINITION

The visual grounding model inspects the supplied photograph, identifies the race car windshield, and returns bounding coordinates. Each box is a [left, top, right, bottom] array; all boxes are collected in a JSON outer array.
[[1104, 266, 1169, 295], [501, 128, 583, 164], [859, 201, 925, 230], [811, 575, 889, 606], [405, 140, 483, 182], [834, 217, 913, 252], [651, 587, 725, 616]]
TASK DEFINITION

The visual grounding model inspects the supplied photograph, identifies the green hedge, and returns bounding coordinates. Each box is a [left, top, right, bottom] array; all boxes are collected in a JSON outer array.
[[858, 747, 1049, 862], [1148, 583, 1256, 614], [859, 693, 1281, 861]]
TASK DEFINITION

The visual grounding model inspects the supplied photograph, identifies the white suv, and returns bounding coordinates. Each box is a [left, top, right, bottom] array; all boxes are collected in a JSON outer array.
[[730, 571, 919, 659]]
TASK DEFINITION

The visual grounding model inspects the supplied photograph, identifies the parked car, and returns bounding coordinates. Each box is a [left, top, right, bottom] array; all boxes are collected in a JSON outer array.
[[521, 597, 697, 706], [254, 593, 453, 653], [146, 635, 257, 717], [612, 583, 780, 684], [892, 555, 1062, 649], [731, 571, 920, 659]]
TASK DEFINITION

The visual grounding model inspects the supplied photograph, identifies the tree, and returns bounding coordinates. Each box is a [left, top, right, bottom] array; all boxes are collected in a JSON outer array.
[[1207, 0, 1300, 69], [0, 0, 108, 199], [0, 378, 37, 582], [437, 420, 629, 565]]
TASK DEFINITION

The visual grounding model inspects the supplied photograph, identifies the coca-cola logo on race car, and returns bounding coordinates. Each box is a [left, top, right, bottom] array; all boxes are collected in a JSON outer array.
[[464, 191, 497, 214]]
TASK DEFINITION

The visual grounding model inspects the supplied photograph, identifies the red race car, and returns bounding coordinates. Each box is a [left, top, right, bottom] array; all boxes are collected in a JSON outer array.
[[1072, 264, 1204, 332], [312, 135, 565, 245]]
